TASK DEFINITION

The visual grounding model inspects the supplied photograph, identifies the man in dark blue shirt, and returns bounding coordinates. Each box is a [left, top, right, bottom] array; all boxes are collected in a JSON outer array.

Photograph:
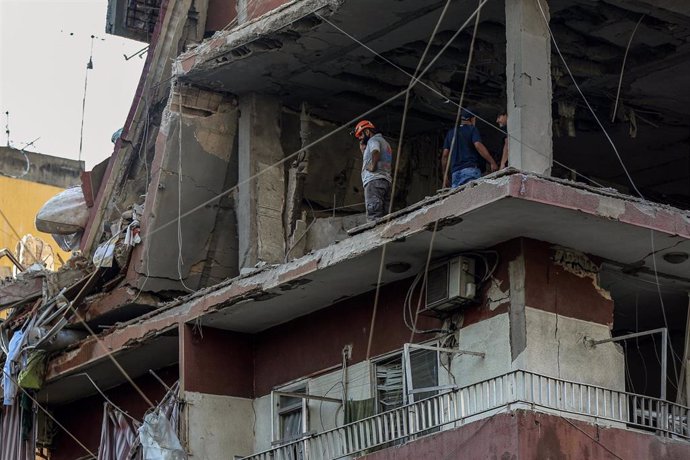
[[442, 109, 497, 188], [497, 111, 509, 169]]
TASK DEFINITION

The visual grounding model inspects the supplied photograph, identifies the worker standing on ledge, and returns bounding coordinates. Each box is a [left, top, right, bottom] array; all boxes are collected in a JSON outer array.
[[354, 120, 393, 221], [442, 109, 497, 188]]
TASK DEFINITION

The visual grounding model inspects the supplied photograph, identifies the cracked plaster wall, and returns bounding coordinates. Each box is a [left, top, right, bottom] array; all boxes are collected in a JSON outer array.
[[133, 86, 239, 292], [514, 239, 623, 390], [183, 391, 255, 460], [452, 238, 623, 391]]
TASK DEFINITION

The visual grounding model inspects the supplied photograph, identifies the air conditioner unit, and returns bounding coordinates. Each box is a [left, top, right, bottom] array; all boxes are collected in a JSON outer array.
[[425, 256, 477, 312]]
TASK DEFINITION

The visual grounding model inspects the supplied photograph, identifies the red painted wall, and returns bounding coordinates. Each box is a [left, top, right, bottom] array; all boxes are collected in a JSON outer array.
[[362, 410, 690, 459], [246, 0, 291, 22], [206, 0, 237, 33], [522, 238, 614, 325], [463, 239, 520, 327], [464, 237, 614, 327], [253, 278, 443, 396], [50, 366, 178, 460], [181, 238, 613, 398], [181, 323, 253, 397]]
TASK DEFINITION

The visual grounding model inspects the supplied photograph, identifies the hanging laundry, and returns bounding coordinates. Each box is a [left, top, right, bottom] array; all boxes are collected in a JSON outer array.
[[3, 330, 26, 405]]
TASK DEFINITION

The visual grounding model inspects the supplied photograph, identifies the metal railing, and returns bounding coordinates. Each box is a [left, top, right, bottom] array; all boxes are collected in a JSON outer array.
[[242, 370, 689, 460]]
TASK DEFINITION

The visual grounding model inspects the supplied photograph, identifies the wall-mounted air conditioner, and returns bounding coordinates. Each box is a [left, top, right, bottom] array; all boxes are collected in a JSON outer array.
[[425, 256, 476, 312]]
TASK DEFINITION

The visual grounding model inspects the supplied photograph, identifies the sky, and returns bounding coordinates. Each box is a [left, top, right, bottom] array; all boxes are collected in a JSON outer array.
[[0, 0, 146, 169]]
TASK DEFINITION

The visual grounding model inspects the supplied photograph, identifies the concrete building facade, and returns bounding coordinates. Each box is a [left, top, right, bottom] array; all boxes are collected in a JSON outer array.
[[1, 1, 690, 459]]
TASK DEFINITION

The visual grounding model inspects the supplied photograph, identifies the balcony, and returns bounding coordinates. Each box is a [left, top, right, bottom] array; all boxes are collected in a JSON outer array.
[[242, 370, 689, 460]]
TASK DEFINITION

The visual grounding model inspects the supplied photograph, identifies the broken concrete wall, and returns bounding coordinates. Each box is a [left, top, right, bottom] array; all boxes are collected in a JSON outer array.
[[303, 214, 367, 254], [132, 84, 239, 292], [394, 132, 443, 208], [516, 306, 625, 391], [446, 312, 512, 388], [280, 108, 363, 212], [280, 110, 441, 216], [278, 108, 441, 261]]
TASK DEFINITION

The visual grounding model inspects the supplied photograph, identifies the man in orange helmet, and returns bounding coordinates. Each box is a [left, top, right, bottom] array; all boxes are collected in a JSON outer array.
[[354, 120, 393, 221]]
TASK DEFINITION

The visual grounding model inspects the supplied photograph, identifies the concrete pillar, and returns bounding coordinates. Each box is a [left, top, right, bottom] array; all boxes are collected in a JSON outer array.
[[238, 93, 286, 269], [505, 0, 553, 174]]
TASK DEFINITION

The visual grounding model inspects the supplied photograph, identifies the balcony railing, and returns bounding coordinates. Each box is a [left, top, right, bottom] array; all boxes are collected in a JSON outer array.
[[242, 370, 689, 460]]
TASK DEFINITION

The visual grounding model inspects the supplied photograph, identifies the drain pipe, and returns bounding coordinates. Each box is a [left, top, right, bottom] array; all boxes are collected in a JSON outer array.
[[342, 344, 352, 422]]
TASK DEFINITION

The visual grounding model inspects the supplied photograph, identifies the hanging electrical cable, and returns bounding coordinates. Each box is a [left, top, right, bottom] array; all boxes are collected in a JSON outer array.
[[77, 35, 95, 171], [534, 0, 683, 396]]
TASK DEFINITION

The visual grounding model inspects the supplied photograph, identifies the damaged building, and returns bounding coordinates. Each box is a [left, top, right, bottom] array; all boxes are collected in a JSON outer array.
[[1, 0, 690, 458]]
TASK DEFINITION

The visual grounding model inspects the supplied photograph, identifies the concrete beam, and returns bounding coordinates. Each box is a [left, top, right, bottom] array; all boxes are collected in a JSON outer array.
[[505, 0, 553, 174], [238, 93, 286, 268]]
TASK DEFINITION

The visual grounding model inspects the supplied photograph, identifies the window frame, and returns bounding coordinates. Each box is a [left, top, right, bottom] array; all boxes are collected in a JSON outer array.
[[271, 380, 309, 444], [372, 341, 444, 411]]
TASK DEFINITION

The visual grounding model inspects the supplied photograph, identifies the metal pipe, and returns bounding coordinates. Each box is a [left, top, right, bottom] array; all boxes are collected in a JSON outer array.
[[590, 328, 668, 401], [591, 327, 667, 345], [661, 328, 668, 401], [273, 391, 341, 404], [406, 342, 485, 358]]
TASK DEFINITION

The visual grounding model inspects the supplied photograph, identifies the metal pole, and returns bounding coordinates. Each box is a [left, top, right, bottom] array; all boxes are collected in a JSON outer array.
[[403, 343, 413, 404], [406, 342, 485, 358], [591, 327, 667, 345], [590, 327, 668, 400], [661, 328, 668, 401]]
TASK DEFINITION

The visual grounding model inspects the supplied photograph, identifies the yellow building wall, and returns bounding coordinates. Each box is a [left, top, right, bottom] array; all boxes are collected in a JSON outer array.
[[0, 175, 74, 275]]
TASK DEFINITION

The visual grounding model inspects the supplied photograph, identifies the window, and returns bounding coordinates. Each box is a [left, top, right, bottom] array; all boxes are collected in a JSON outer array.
[[374, 345, 440, 412], [376, 357, 404, 412], [406, 347, 440, 403], [278, 387, 307, 441], [271, 382, 310, 460]]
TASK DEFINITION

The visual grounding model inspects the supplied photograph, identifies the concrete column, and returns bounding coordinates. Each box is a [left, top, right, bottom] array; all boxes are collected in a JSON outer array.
[[238, 93, 286, 269], [505, 0, 553, 174]]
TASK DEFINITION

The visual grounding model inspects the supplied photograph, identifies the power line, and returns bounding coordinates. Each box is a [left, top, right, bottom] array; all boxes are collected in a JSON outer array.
[[77, 35, 96, 171], [176, 86, 194, 292], [2, 368, 96, 458], [612, 14, 645, 123], [365, 0, 458, 360], [0, 207, 41, 266], [63, 256, 156, 409], [145, 0, 496, 242], [534, 0, 682, 397], [558, 415, 624, 460], [408, 0, 483, 341], [316, 12, 608, 189]]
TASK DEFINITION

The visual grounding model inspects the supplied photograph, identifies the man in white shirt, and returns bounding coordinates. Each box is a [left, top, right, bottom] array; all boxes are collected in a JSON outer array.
[[354, 120, 393, 221]]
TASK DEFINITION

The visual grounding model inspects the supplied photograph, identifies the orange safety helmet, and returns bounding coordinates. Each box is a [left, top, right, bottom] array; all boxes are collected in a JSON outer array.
[[354, 120, 375, 139]]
